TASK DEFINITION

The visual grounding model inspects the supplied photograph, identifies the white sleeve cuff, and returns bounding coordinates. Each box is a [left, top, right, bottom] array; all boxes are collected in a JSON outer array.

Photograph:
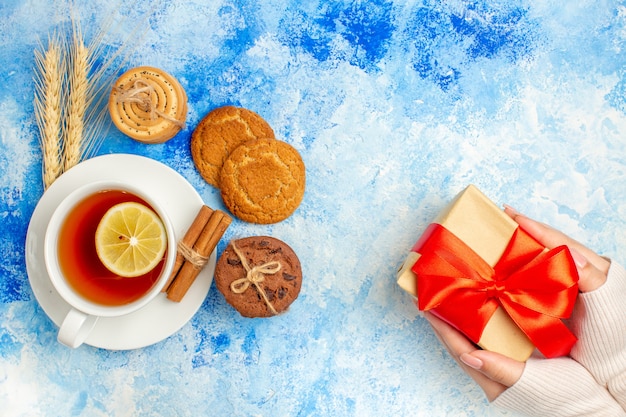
[[570, 261, 626, 405], [493, 357, 626, 416]]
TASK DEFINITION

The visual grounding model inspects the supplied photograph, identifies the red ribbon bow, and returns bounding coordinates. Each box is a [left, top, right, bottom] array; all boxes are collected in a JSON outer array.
[[412, 223, 579, 358]]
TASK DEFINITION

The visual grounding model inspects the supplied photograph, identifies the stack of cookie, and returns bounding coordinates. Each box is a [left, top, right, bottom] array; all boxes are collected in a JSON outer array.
[[191, 106, 306, 224], [108, 66, 187, 143]]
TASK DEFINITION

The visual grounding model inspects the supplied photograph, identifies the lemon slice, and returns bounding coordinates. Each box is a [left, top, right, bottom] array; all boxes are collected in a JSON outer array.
[[95, 202, 167, 277]]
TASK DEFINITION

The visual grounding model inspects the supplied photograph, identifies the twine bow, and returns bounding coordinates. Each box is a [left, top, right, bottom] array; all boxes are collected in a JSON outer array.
[[114, 78, 185, 127], [177, 241, 209, 270], [229, 242, 282, 315]]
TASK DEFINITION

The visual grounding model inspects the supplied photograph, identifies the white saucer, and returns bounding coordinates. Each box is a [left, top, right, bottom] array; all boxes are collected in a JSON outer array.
[[25, 154, 216, 350]]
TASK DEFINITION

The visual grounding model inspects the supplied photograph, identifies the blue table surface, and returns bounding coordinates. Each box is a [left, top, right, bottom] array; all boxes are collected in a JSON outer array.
[[3, 1, 626, 416]]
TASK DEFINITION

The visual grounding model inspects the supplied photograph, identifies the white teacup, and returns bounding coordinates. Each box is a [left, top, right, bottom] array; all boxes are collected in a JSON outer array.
[[44, 180, 176, 348]]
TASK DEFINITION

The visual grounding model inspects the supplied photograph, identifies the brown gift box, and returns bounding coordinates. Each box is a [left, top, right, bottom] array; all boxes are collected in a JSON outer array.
[[397, 185, 535, 362]]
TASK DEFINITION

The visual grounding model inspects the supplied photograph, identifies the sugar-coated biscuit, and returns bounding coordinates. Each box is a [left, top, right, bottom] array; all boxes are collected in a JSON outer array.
[[220, 137, 305, 224], [191, 106, 275, 188], [214, 236, 302, 318], [109, 66, 187, 143]]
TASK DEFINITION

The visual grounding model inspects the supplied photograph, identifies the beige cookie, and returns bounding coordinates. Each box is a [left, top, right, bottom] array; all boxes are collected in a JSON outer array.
[[191, 106, 275, 188], [109, 66, 187, 143], [220, 138, 305, 224]]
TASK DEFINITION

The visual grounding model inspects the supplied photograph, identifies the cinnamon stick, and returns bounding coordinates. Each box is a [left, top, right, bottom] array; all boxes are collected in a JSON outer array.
[[166, 209, 232, 302], [162, 205, 213, 292]]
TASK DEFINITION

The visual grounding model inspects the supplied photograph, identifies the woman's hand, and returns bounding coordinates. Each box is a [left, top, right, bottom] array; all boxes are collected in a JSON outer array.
[[503, 205, 609, 292], [424, 311, 524, 401]]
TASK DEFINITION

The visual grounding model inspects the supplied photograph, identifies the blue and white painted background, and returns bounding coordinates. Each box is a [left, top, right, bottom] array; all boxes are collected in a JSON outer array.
[[2, 1, 626, 416]]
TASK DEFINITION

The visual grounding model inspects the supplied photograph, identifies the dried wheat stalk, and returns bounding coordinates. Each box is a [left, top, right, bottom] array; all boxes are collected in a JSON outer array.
[[34, 20, 116, 185], [33, 35, 64, 189], [34, 6, 153, 188], [63, 24, 89, 172]]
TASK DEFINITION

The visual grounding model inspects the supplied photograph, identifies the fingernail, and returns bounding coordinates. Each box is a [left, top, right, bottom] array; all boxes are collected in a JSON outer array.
[[503, 204, 520, 216], [570, 248, 588, 269], [460, 353, 483, 370]]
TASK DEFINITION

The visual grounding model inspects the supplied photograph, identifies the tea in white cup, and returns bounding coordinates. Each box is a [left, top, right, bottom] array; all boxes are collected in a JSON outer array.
[[44, 180, 176, 348]]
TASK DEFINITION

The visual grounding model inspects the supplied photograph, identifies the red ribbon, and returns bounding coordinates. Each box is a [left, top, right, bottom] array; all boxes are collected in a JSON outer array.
[[412, 223, 579, 358]]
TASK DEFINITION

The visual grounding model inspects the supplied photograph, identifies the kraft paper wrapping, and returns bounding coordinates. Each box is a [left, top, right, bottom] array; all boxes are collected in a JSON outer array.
[[397, 185, 535, 362]]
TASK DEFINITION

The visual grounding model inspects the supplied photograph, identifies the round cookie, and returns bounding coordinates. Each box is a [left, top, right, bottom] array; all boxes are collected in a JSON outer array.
[[214, 236, 302, 318], [109, 66, 187, 143], [220, 138, 305, 224], [191, 106, 275, 188]]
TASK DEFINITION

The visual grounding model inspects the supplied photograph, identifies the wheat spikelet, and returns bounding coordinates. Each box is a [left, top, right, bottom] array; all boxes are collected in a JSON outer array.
[[33, 35, 64, 189], [63, 22, 89, 172]]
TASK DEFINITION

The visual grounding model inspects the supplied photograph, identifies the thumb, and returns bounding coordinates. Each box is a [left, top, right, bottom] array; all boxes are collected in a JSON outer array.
[[460, 350, 525, 389], [569, 248, 607, 292]]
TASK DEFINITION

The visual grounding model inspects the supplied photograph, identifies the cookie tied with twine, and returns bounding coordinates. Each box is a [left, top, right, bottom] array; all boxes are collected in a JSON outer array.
[[214, 236, 303, 318], [229, 242, 282, 315], [109, 66, 187, 143]]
